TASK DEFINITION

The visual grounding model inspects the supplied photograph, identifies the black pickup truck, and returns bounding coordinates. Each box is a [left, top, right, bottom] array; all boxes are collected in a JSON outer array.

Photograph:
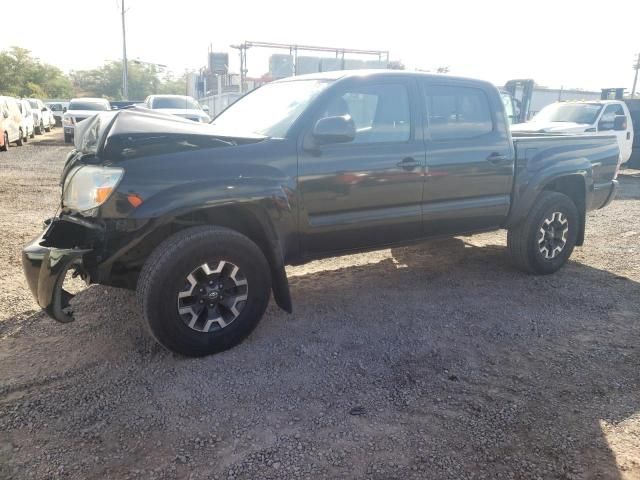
[[22, 71, 620, 356]]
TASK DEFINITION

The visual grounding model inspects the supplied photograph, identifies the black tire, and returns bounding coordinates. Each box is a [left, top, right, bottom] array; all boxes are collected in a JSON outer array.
[[507, 191, 578, 274], [36, 121, 43, 135], [15, 129, 23, 146], [44, 124, 51, 133], [29, 128, 35, 139], [137, 226, 272, 356], [0, 132, 8, 151], [64, 134, 72, 144]]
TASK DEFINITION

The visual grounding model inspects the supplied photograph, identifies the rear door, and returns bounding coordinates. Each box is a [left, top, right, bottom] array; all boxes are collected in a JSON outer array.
[[298, 77, 426, 254], [420, 81, 514, 235]]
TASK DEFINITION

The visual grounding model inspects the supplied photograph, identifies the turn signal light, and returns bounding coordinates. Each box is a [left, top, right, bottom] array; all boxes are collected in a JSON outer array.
[[127, 194, 143, 208], [95, 187, 114, 204]]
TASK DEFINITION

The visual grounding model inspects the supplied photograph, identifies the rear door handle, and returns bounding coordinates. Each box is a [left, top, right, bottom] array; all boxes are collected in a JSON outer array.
[[486, 153, 511, 165], [397, 157, 420, 170]]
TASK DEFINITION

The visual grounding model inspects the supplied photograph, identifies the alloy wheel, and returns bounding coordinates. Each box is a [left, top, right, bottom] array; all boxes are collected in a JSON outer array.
[[538, 211, 568, 259], [177, 261, 248, 332]]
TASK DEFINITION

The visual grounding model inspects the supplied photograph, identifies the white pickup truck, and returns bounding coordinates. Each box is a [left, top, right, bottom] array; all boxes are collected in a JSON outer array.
[[511, 100, 634, 165]]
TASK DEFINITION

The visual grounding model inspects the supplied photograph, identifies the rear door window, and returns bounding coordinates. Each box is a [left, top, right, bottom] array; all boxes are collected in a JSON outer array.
[[423, 85, 494, 141]]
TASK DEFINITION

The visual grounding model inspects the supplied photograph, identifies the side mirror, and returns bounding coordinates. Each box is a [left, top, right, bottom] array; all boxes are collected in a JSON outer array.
[[613, 115, 627, 131], [63, 107, 67, 113], [312, 115, 356, 145], [41, 107, 47, 112], [2, 111, 8, 119], [202, 105, 209, 113]]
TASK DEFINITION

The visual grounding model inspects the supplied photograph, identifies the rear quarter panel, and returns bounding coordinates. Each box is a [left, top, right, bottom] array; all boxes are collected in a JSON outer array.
[[507, 134, 619, 226]]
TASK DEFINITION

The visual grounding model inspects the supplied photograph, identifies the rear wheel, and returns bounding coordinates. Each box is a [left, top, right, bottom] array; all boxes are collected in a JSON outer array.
[[29, 128, 35, 139], [507, 191, 578, 274], [44, 123, 51, 133], [0, 132, 8, 151], [137, 226, 272, 356], [36, 121, 44, 135], [15, 129, 23, 146]]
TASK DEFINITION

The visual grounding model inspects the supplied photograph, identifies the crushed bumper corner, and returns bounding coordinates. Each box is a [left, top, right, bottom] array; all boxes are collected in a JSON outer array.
[[22, 232, 92, 323]]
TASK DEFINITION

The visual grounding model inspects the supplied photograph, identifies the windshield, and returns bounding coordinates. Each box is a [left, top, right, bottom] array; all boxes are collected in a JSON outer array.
[[532, 103, 603, 124], [152, 96, 200, 110], [68, 101, 110, 111], [212, 79, 332, 137], [47, 103, 65, 111], [28, 100, 39, 108]]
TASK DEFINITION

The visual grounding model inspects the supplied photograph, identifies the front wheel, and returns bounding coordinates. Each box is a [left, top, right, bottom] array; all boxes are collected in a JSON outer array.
[[15, 129, 23, 146], [0, 132, 8, 151], [137, 226, 272, 356], [507, 191, 578, 274], [64, 133, 72, 144]]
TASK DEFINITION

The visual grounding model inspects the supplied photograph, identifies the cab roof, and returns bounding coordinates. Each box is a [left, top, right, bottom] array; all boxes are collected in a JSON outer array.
[[271, 69, 492, 86]]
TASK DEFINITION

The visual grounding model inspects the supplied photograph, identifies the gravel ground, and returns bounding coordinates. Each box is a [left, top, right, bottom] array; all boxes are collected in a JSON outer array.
[[1, 131, 639, 480]]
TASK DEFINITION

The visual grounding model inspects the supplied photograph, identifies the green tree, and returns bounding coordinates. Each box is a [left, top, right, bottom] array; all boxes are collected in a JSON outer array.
[[71, 61, 187, 100], [0, 46, 73, 98]]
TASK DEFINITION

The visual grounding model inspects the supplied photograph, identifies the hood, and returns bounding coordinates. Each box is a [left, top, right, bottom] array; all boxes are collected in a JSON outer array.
[[72, 106, 267, 161], [511, 121, 591, 134]]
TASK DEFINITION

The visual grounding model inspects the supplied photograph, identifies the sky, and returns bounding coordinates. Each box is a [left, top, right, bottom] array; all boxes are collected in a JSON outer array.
[[2, 0, 640, 92]]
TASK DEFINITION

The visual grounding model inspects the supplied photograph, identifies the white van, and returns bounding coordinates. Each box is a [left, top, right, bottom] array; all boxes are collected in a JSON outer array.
[[0, 96, 24, 147], [511, 100, 634, 165]]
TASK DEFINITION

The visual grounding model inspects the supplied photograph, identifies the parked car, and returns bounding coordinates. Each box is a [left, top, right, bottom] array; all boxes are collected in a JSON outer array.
[[144, 94, 211, 122], [46, 101, 69, 126], [18, 99, 35, 141], [110, 100, 139, 110], [27, 98, 55, 134], [0, 96, 25, 147], [45, 105, 56, 130], [22, 71, 620, 356], [63, 98, 111, 143], [511, 100, 634, 165]]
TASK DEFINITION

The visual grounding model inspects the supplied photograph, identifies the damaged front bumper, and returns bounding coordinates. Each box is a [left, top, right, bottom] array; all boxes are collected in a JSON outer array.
[[22, 217, 100, 323]]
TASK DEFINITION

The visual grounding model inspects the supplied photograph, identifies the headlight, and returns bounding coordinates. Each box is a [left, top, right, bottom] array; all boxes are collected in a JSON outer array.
[[62, 166, 124, 213], [63, 116, 74, 125]]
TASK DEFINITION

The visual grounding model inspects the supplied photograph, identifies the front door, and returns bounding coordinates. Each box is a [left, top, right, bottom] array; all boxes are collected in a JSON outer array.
[[298, 79, 426, 255], [597, 103, 633, 164]]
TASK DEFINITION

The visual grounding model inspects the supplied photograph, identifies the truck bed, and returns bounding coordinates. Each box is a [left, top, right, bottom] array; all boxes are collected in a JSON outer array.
[[511, 133, 619, 214]]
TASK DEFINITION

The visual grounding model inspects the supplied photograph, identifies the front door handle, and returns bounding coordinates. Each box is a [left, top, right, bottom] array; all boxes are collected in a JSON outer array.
[[486, 153, 511, 165], [397, 157, 420, 170]]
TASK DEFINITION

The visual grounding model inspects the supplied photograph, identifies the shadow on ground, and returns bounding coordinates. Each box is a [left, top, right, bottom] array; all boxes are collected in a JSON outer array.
[[1, 238, 638, 479]]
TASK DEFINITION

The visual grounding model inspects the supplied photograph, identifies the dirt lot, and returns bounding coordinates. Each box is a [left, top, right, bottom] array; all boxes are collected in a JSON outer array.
[[1, 130, 639, 480]]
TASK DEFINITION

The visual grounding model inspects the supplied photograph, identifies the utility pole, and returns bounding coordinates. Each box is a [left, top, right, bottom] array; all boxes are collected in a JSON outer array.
[[632, 53, 640, 98], [121, 0, 129, 99]]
